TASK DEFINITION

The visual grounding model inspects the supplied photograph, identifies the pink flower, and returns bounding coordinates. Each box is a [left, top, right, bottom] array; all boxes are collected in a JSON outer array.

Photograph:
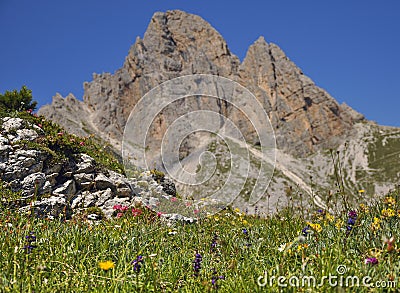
[[171, 197, 177, 202], [26, 109, 33, 114], [116, 212, 123, 218], [79, 141, 85, 146], [38, 124, 42, 128], [194, 209, 200, 215], [57, 132, 63, 136], [132, 208, 142, 217], [185, 202, 192, 207], [157, 212, 163, 217], [113, 204, 122, 210], [365, 257, 378, 265], [121, 206, 128, 212]]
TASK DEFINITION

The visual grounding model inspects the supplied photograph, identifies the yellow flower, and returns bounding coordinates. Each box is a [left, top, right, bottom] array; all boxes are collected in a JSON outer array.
[[370, 217, 381, 232], [325, 213, 335, 223], [99, 260, 115, 271], [335, 219, 344, 230], [382, 208, 395, 218], [359, 204, 369, 213], [384, 196, 396, 206], [358, 189, 365, 194], [307, 222, 322, 233], [242, 220, 248, 225]]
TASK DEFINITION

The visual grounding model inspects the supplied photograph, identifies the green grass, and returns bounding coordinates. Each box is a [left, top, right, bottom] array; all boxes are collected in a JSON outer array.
[[0, 191, 399, 292]]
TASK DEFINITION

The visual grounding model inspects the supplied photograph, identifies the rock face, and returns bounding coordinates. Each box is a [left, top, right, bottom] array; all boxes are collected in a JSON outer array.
[[38, 10, 363, 156], [0, 117, 178, 220]]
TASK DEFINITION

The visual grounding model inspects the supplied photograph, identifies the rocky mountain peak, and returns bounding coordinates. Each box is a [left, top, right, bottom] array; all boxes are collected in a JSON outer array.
[[39, 9, 364, 156]]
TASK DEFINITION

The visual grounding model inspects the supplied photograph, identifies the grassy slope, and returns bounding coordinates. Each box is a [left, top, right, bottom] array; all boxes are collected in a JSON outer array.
[[1, 192, 399, 292]]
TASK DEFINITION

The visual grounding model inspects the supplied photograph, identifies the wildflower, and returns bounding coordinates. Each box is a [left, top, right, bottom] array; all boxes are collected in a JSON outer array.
[[364, 257, 378, 265], [113, 204, 122, 210], [348, 210, 357, 219], [132, 255, 144, 273], [301, 225, 310, 236], [116, 212, 123, 218], [371, 217, 381, 232], [382, 208, 395, 218], [359, 204, 369, 213], [384, 196, 396, 206], [242, 219, 248, 225], [307, 222, 322, 233], [157, 212, 163, 217], [346, 210, 357, 235], [27, 109, 33, 114], [193, 209, 200, 215], [335, 219, 344, 230], [384, 237, 395, 252], [210, 233, 218, 252], [38, 123, 42, 128], [242, 228, 248, 235], [79, 141, 85, 146], [99, 260, 115, 271], [132, 208, 142, 217], [359, 189, 365, 194], [325, 213, 335, 223], [278, 243, 287, 252], [193, 252, 202, 277], [171, 197, 177, 202], [211, 268, 224, 288], [57, 132, 63, 136], [24, 231, 37, 254]]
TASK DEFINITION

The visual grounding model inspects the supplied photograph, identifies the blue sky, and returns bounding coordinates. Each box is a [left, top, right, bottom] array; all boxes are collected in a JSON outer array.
[[1, 0, 399, 126]]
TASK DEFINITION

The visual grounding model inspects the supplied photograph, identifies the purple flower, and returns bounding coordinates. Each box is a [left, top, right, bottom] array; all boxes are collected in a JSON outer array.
[[24, 232, 36, 254], [131, 255, 144, 272], [210, 233, 218, 252], [193, 252, 202, 277], [242, 228, 248, 235], [348, 210, 357, 219], [302, 226, 310, 236], [347, 218, 356, 225], [346, 210, 357, 235], [365, 257, 378, 265]]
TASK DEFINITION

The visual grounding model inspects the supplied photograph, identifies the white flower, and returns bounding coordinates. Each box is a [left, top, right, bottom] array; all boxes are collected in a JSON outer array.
[[278, 243, 287, 252]]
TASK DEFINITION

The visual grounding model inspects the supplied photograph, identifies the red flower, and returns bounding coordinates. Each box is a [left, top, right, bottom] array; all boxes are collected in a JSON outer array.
[[132, 208, 142, 217]]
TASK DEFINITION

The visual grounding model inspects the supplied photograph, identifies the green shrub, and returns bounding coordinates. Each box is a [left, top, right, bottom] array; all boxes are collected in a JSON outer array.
[[0, 86, 37, 112]]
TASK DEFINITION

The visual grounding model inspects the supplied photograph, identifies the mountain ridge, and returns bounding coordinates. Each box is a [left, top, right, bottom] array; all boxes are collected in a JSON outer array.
[[38, 10, 399, 213]]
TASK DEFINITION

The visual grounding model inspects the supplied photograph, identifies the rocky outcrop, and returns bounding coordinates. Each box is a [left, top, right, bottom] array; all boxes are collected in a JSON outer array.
[[0, 117, 179, 220], [39, 10, 364, 157]]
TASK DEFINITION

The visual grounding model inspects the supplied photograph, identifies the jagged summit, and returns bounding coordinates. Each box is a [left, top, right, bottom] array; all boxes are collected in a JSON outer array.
[[39, 9, 363, 156], [37, 10, 400, 212]]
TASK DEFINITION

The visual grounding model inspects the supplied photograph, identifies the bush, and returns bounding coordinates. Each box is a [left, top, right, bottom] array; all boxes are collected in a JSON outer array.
[[0, 85, 37, 112]]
